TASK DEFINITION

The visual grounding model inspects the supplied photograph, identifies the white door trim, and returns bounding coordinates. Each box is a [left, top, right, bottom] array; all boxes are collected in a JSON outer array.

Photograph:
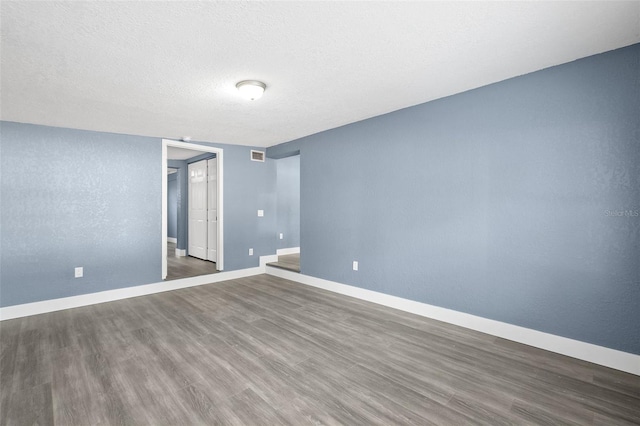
[[162, 139, 224, 279], [207, 158, 218, 262]]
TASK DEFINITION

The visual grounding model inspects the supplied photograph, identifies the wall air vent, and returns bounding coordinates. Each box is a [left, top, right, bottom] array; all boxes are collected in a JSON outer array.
[[251, 150, 265, 162]]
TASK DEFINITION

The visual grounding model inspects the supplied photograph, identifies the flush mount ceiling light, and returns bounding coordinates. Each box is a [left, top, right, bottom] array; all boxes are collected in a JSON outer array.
[[236, 80, 266, 101]]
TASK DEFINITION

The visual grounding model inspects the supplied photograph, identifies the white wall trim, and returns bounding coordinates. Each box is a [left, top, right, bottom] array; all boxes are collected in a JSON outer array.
[[260, 254, 279, 268], [1, 254, 273, 321], [5, 253, 635, 376], [175, 248, 186, 257], [167, 237, 177, 244], [162, 141, 168, 277], [277, 247, 300, 256], [265, 266, 640, 376], [0, 256, 274, 321]]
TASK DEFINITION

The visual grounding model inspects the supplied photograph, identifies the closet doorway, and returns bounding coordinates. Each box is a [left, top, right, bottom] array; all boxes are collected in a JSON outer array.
[[187, 158, 217, 262], [162, 139, 224, 280]]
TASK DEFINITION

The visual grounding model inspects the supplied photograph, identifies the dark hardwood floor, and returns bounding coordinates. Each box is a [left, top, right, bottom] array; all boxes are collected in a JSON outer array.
[[267, 253, 300, 272], [166, 242, 218, 280], [1, 274, 638, 425]]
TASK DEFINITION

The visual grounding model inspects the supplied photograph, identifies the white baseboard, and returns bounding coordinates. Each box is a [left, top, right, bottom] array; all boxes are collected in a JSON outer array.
[[260, 254, 279, 268], [175, 248, 186, 257], [167, 237, 177, 244], [0, 260, 272, 321], [277, 247, 300, 256], [265, 266, 640, 376]]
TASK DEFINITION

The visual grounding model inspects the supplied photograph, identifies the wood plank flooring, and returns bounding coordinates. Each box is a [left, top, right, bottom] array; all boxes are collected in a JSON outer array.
[[267, 253, 300, 272], [1, 274, 639, 425], [166, 242, 218, 280]]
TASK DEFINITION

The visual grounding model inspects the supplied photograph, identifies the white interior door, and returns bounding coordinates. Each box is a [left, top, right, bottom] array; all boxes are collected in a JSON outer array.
[[188, 160, 208, 260], [207, 158, 218, 262]]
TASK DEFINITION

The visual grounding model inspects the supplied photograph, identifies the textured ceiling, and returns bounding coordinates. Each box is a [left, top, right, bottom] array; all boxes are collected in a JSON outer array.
[[1, 1, 639, 148]]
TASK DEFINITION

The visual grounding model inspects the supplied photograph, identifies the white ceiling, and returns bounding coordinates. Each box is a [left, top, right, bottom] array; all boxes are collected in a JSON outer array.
[[1, 2, 638, 148], [167, 146, 212, 161]]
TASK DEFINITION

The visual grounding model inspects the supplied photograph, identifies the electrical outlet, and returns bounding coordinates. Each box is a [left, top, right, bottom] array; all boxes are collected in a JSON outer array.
[[257, 210, 264, 217], [352, 261, 358, 271], [249, 248, 254, 256], [279, 233, 283, 239], [75, 267, 83, 278]]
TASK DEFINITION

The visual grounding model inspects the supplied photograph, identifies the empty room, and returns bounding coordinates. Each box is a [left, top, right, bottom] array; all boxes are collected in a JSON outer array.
[[1, 1, 639, 425]]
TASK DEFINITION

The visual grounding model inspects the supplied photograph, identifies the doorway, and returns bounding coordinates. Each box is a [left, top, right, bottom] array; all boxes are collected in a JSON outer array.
[[162, 139, 224, 280], [267, 153, 300, 272]]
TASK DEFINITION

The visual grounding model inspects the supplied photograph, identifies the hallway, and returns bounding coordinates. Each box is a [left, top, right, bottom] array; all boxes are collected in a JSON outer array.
[[166, 242, 218, 280]]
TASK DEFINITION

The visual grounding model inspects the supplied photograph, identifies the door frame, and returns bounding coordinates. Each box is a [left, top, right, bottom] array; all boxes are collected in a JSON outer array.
[[162, 139, 224, 279]]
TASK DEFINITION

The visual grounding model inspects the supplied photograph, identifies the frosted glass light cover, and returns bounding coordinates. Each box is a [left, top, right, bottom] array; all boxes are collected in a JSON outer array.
[[236, 80, 266, 100]]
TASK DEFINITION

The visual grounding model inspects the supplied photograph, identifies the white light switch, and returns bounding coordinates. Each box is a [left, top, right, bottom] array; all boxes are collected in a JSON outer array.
[[352, 261, 358, 271], [75, 267, 83, 278], [249, 248, 254, 256], [257, 210, 264, 217], [279, 233, 283, 239]]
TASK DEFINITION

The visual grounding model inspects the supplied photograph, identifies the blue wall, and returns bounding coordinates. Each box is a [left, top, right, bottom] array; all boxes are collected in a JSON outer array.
[[0, 123, 161, 306], [167, 173, 178, 239], [268, 44, 640, 354], [276, 155, 300, 250], [0, 122, 276, 307]]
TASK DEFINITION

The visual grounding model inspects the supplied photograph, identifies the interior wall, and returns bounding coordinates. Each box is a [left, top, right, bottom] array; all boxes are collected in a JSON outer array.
[[267, 43, 640, 355], [276, 155, 300, 250], [0, 122, 277, 307], [0, 123, 161, 306]]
